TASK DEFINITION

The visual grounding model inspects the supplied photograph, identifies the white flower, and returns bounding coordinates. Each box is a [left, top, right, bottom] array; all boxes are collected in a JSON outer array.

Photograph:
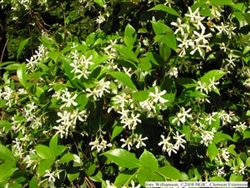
[[106, 180, 117, 188], [233, 122, 247, 133], [171, 18, 186, 35], [44, 170, 59, 182], [89, 138, 112, 153], [158, 135, 177, 156], [148, 87, 168, 104], [172, 107, 192, 126], [120, 111, 141, 130], [196, 81, 209, 94], [173, 131, 186, 150], [96, 14, 105, 24], [200, 128, 216, 146], [120, 137, 133, 151], [239, 164, 246, 175], [60, 88, 78, 109], [133, 134, 148, 149], [165, 67, 178, 78]]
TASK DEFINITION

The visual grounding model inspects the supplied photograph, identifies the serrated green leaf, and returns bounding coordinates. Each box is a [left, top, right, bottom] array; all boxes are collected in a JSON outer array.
[[132, 91, 149, 102], [101, 149, 141, 168], [207, 143, 218, 162], [139, 149, 158, 172], [35, 145, 54, 159], [148, 4, 179, 16], [17, 38, 30, 60], [0, 144, 15, 161], [157, 165, 182, 180], [109, 71, 137, 90]]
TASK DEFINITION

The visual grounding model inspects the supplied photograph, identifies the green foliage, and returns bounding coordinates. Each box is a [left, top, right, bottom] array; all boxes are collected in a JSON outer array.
[[0, 0, 250, 187]]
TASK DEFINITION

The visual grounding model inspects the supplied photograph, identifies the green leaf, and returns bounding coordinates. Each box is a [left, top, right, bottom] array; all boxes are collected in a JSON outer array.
[[139, 149, 158, 172], [245, 157, 250, 167], [29, 176, 39, 188], [76, 93, 89, 110], [37, 159, 54, 176], [4, 63, 20, 71], [137, 167, 153, 186], [243, 129, 250, 139], [124, 24, 137, 50], [17, 63, 29, 88], [213, 132, 234, 143], [0, 144, 15, 161], [151, 22, 176, 49], [148, 4, 180, 16], [159, 42, 171, 62], [109, 71, 137, 90], [229, 174, 243, 181], [59, 153, 74, 164], [207, 143, 218, 162], [210, 113, 220, 130], [200, 70, 226, 84], [111, 121, 124, 141], [0, 120, 12, 132], [101, 149, 141, 168], [132, 91, 149, 102], [144, 52, 165, 67], [86, 164, 96, 176], [154, 34, 176, 51], [0, 161, 17, 183], [68, 172, 80, 182], [114, 44, 138, 63], [35, 145, 54, 159], [210, 176, 226, 181], [138, 57, 152, 71], [48, 51, 61, 62], [17, 38, 30, 60], [60, 56, 81, 89], [94, 0, 105, 7], [114, 170, 135, 187], [49, 134, 59, 158], [176, 78, 197, 89], [210, 0, 234, 6], [157, 165, 182, 180]]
